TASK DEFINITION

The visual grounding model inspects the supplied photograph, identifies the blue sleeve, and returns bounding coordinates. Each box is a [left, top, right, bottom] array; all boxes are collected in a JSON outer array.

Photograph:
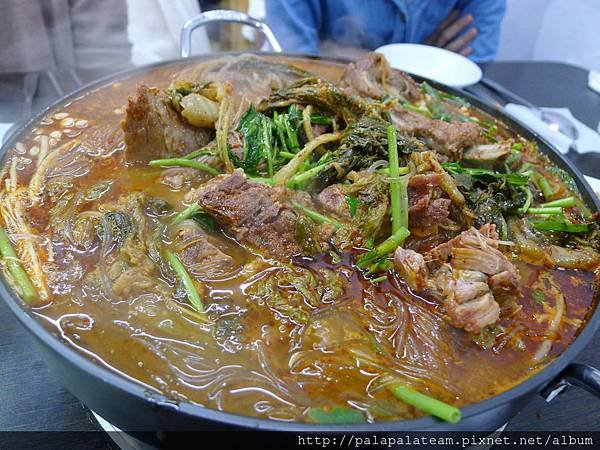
[[457, 0, 506, 62], [265, 0, 323, 54]]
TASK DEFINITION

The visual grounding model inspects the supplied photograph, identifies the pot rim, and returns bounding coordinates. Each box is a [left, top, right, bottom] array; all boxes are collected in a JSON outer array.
[[1, 52, 599, 432]]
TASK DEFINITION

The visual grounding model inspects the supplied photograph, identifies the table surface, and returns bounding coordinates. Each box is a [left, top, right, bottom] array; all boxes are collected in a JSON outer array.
[[1, 60, 600, 448]]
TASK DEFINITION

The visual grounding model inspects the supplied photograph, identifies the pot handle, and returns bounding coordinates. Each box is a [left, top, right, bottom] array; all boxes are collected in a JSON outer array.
[[541, 363, 600, 402], [180, 9, 282, 58]]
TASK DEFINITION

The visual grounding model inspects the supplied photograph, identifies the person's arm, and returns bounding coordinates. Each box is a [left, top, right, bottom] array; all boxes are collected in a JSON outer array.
[[456, 0, 506, 62], [424, 0, 505, 63], [265, 0, 323, 54]]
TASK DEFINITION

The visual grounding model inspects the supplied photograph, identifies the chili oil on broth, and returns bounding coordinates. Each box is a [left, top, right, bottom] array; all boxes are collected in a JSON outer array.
[[0, 55, 598, 423]]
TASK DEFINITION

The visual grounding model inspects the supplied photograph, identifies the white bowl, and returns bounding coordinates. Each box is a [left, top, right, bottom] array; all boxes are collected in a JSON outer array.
[[375, 43, 482, 88]]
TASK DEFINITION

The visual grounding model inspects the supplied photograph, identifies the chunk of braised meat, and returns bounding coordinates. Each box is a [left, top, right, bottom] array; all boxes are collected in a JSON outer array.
[[394, 247, 428, 292], [122, 85, 213, 162], [429, 225, 520, 332], [432, 265, 500, 334], [339, 53, 483, 160], [394, 225, 520, 333], [171, 220, 234, 277], [408, 173, 451, 235], [316, 184, 351, 220], [340, 52, 424, 103], [195, 169, 328, 259], [409, 151, 466, 207], [426, 223, 499, 267], [82, 193, 173, 301], [390, 108, 484, 160]]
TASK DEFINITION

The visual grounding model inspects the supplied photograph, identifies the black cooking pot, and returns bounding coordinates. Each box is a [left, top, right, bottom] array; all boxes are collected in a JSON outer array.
[[1, 10, 600, 438]]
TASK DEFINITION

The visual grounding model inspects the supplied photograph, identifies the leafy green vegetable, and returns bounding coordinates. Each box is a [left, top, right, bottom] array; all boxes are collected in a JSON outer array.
[[533, 288, 545, 304], [246, 266, 345, 325], [312, 116, 422, 190], [345, 195, 358, 218], [402, 102, 432, 118], [442, 161, 529, 186], [273, 104, 302, 153], [278, 151, 295, 160], [307, 407, 366, 424], [247, 176, 276, 186], [263, 77, 367, 123], [295, 214, 324, 255], [333, 172, 390, 247], [504, 149, 521, 172], [236, 105, 276, 174], [420, 85, 454, 121], [546, 165, 579, 194], [463, 184, 527, 240]]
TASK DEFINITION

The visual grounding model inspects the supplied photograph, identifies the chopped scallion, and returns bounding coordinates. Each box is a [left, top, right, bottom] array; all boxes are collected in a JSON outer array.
[[388, 383, 462, 424]]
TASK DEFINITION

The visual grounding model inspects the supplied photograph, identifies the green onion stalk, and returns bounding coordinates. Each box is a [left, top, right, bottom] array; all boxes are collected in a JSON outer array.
[[307, 406, 366, 424], [378, 167, 410, 176], [164, 248, 208, 319], [273, 132, 342, 184], [388, 382, 462, 424], [286, 162, 331, 189], [533, 172, 555, 200], [526, 207, 562, 215], [358, 227, 410, 269], [387, 125, 402, 232], [293, 202, 341, 229], [0, 225, 38, 303], [169, 204, 200, 227], [370, 275, 388, 284], [179, 147, 216, 160], [278, 151, 295, 160], [148, 158, 219, 176], [541, 196, 576, 208], [517, 185, 533, 214], [248, 176, 276, 186]]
